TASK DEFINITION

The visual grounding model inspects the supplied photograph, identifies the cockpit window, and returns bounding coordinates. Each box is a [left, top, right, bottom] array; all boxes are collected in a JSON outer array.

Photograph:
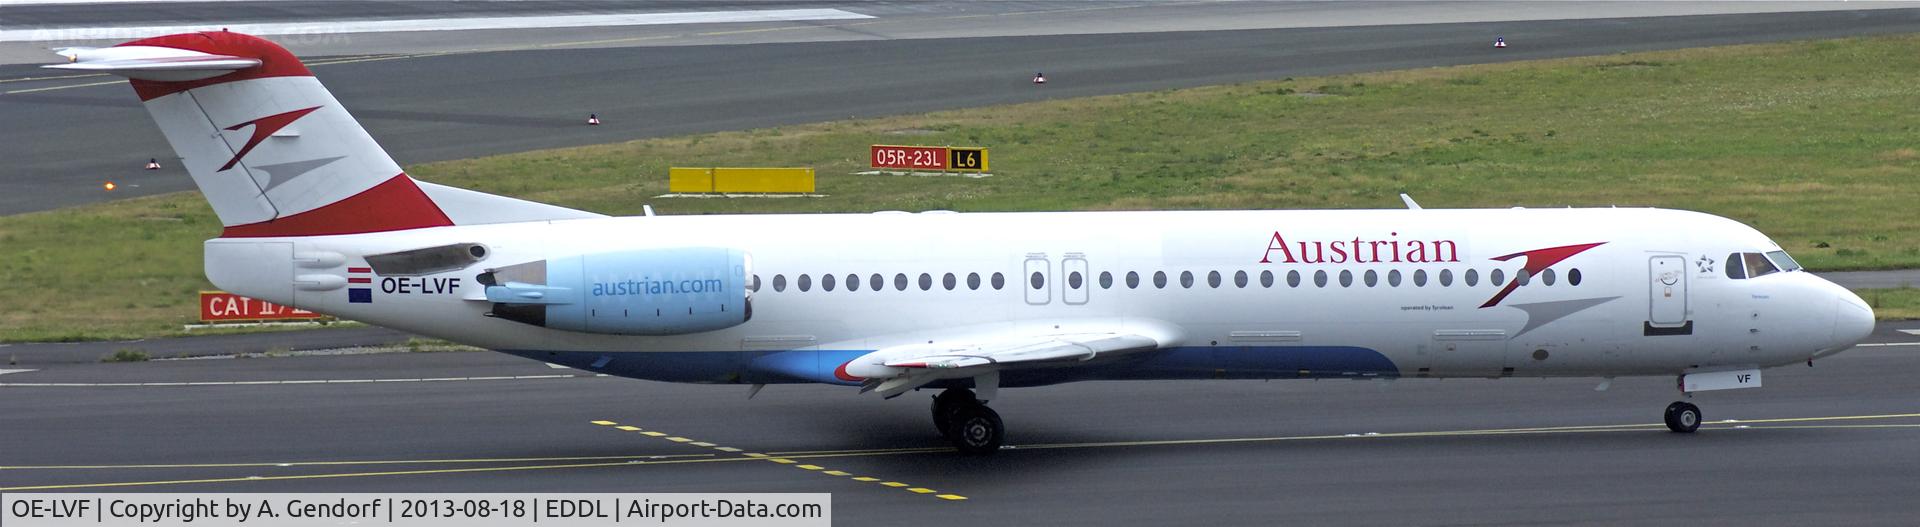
[[1765, 250, 1802, 272], [1742, 252, 1780, 278], [1725, 253, 1746, 279]]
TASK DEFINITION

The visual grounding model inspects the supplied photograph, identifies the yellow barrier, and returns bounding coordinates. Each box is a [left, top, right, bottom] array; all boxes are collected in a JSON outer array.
[[669, 167, 715, 193], [671, 167, 815, 193]]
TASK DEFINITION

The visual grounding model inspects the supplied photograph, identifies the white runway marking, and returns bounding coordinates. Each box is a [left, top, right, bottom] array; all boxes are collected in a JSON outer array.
[[0, 369, 39, 375], [0, 8, 875, 42], [1896, 329, 1920, 336], [1855, 342, 1920, 348]]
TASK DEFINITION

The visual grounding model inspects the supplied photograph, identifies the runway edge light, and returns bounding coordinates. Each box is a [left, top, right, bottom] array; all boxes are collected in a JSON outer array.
[[587, 113, 601, 125], [145, 158, 161, 170]]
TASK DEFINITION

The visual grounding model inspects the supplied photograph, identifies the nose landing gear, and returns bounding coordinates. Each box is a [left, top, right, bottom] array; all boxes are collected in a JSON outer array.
[[1664, 401, 1702, 433], [932, 388, 1004, 455]]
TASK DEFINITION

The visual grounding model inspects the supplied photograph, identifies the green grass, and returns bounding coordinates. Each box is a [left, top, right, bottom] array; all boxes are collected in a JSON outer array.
[[1857, 288, 1920, 321], [2, 35, 1918, 341]]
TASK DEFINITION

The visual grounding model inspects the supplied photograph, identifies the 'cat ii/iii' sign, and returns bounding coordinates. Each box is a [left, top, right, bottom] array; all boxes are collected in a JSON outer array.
[[870, 145, 989, 172]]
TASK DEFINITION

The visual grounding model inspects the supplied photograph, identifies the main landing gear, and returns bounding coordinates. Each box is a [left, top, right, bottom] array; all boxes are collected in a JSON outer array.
[[1664, 401, 1702, 433], [932, 388, 1004, 455]]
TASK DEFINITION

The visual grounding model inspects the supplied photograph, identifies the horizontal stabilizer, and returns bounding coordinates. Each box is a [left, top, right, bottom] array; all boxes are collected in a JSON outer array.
[[45, 45, 260, 81]]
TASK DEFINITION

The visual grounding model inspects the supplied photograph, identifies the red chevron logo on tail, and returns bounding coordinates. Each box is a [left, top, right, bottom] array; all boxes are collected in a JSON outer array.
[[219, 105, 320, 171]]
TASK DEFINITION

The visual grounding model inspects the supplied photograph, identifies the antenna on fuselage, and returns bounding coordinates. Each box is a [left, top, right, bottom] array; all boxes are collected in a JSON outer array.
[[1399, 193, 1422, 210], [643, 205, 656, 217]]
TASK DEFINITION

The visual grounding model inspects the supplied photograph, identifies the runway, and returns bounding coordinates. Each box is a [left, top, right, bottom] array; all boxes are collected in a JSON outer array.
[[5, 321, 1920, 524], [3, 5, 1920, 215]]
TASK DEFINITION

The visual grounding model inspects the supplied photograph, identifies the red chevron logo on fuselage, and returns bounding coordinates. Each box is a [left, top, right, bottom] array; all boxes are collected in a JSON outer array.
[[1479, 242, 1606, 308], [218, 106, 321, 171]]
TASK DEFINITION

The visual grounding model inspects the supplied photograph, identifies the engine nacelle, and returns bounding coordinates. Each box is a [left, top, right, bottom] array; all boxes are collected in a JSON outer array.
[[480, 247, 752, 336]]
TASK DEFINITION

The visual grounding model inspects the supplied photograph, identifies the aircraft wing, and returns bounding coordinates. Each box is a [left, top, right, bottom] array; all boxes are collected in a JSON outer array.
[[848, 333, 1160, 399]]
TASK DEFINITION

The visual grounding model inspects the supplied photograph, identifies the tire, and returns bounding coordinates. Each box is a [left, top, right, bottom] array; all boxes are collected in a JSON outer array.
[[1664, 401, 1702, 433], [932, 389, 975, 440], [948, 404, 1004, 455]]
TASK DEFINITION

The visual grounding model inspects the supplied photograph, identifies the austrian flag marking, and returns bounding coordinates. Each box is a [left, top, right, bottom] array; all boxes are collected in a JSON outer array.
[[347, 266, 373, 303]]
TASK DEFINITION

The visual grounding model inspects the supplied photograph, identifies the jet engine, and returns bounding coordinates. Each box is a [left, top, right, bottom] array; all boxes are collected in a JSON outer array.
[[479, 247, 752, 335]]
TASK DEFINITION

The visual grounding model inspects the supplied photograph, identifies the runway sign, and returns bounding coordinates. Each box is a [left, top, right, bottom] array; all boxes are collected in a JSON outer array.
[[199, 291, 323, 322], [947, 147, 988, 171], [871, 145, 990, 172], [670, 167, 815, 193]]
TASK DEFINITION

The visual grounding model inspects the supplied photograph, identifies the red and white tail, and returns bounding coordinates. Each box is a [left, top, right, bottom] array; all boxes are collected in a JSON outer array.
[[47, 31, 599, 237]]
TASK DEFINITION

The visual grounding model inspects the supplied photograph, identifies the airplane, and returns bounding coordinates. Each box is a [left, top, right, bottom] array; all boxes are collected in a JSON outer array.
[[49, 31, 1875, 454]]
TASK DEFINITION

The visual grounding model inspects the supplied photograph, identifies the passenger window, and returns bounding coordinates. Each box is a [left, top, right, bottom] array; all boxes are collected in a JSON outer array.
[[969, 272, 982, 290], [1180, 271, 1195, 288], [1154, 271, 1168, 289], [1388, 269, 1402, 287], [1363, 270, 1378, 287], [1338, 270, 1353, 287], [919, 273, 933, 291], [1490, 269, 1505, 286], [991, 272, 1006, 290], [895, 273, 908, 291], [822, 274, 837, 291], [749, 274, 761, 292], [1207, 270, 1222, 288], [1568, 268, 1583, 286], [1413, 269, 1427, 287], [1029, 271, 1044, 290], [870, 274, 883, 291], [1464, 269, 1479, 286], [1127, 271, 1141, 289], [1235, 270, 1249, 288], [945, 273, 958, 290], [846, 274, 859, 292], [797, 274, 812, 292], [1542, 269, 1556, 286], [1068, 271, 1083, 290], [1099, 271, 1114, 289], [1260, 270, 1274, 288], [774, 274, 788, 292], [1440, 269, 1454, 287], [1515, 270, 1529, 286], [1314, 270, 1328, 288], [1287, 270, 1302, 288]]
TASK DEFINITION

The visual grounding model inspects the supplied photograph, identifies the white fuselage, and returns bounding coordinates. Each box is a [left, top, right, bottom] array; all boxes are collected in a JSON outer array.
[[207, 207, 1871, 388]]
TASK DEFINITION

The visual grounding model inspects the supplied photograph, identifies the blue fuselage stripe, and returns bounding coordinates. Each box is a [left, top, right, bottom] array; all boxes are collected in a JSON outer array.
[[499, 346, 1399, 387]]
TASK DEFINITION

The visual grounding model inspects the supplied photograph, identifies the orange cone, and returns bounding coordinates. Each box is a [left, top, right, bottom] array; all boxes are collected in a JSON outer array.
[[1032, 72, 1046, 85], [587, 113, 601, 125], [145, 158, 161, 170]]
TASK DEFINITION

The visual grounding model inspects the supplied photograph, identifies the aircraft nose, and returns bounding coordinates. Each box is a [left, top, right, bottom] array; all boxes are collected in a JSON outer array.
[[1830, 287, 1874, 351]]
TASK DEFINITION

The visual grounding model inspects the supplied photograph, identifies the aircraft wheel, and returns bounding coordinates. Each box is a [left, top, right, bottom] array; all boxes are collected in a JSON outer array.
[[1664, 401, 1702, 433], [949, 403, 1004, 455], [932, 388, 976, 440]]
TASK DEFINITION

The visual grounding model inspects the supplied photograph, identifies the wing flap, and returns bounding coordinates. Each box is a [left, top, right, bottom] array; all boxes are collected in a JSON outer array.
[[850, 333, 1159, 398]]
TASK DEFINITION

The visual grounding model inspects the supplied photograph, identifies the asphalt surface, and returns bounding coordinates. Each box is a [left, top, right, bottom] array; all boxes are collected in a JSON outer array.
[[4, 320, 1919, 524], [5, 8, 1920, 215]]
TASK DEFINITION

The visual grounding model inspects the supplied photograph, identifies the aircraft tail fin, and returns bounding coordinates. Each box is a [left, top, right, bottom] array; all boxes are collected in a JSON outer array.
[[46, 31, 601, 238]]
